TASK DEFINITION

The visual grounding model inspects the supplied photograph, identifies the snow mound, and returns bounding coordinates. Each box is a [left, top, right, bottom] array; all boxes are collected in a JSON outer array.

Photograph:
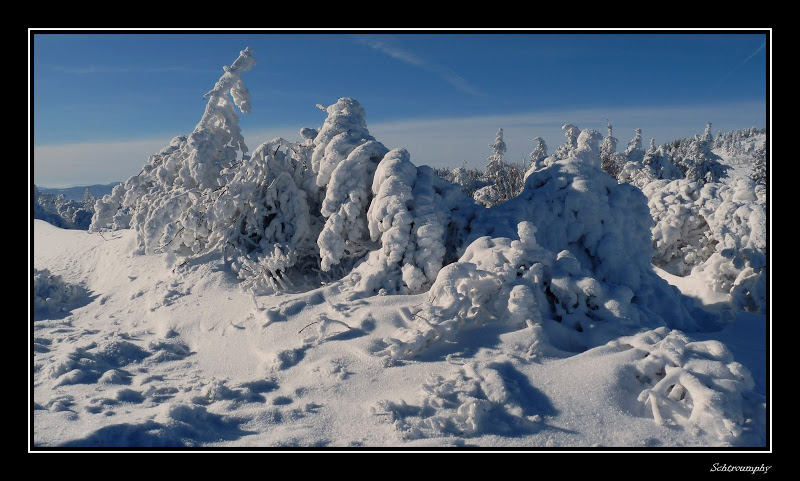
[[45, 334, 192, 388], [375, 359, 544, 439], [612, 327, 765, 444], [33, 268, 88, 320], [61, 403, 251, 447], [47, 337, 151, 386]]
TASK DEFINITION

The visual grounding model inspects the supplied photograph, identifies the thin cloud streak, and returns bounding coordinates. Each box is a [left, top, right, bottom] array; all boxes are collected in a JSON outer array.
[[355, 36, 481, 96], [50, 65, 219, 75], [719, 40, 766, 84]]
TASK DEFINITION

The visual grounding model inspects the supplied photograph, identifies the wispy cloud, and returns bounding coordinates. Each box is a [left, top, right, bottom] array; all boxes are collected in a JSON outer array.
[[50, 65, 218, 75], [355, 36, 481, 96], [34, 101, 765, 188], [719, 40, 767, 84], [33, 137, 175, 188]]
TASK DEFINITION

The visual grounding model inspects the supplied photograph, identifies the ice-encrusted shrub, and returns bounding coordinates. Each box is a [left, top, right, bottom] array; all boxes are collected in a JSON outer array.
[[33, 268, 85, 318], [472, 165, 525, 208], [210, 138, 315, 293], [645, 176, 766, 312], [645, 179, 717, 276], [612, 328, 765, 444], [691, 178, 766, 312]]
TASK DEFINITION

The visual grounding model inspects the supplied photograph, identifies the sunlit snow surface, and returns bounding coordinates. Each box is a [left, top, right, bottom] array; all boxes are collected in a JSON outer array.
[[32, 217, 766, 448]]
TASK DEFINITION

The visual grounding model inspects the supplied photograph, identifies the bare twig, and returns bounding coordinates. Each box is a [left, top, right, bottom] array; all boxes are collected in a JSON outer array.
[[156, 225, 185, 253], [298, 320, 321, 334], [299, 318, 351, 334]]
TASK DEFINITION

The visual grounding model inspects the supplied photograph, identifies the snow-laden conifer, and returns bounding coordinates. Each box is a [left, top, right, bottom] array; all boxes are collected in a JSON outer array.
[[346, 148, 479, 295], [525, 136, 548, 178], [600, 120, 624, 179], [552, 124, 580, 161], [624, 128, 645, 164]]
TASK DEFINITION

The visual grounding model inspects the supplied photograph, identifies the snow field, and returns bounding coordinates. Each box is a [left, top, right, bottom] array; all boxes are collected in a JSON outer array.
[[33, 47, 767, 448]]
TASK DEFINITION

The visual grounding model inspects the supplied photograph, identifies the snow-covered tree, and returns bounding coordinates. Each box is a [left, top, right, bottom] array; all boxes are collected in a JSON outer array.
[[553, 124, 580, 161], [529, 137, 547, 172], [692, 178, 766, 313], [751, 146, 766, 185], [624, 128, 645, 164], [473, 128, 524, 207], [646, 179, 717, 276], [348, 148, 481, 295], [310, 98, 392, 273], [701, 122, 714, 143], [646, 145, 682, 181], [484, 128, 507, 179], [600, 120, 626, 179], [309, 98, 378, 194], [317, 140, 389, 271], [89, 48, 261, 266], [445, 164, 487, 197], [683, 128, 728, 184], [82, 189, 96, 211]]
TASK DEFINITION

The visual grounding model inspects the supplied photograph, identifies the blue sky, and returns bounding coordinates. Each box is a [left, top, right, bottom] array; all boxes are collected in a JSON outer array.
[[32, 31, 768, 187]]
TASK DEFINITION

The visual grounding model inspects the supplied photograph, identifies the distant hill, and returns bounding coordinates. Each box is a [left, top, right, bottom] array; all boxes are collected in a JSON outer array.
[[37, 183, 121, 202]]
